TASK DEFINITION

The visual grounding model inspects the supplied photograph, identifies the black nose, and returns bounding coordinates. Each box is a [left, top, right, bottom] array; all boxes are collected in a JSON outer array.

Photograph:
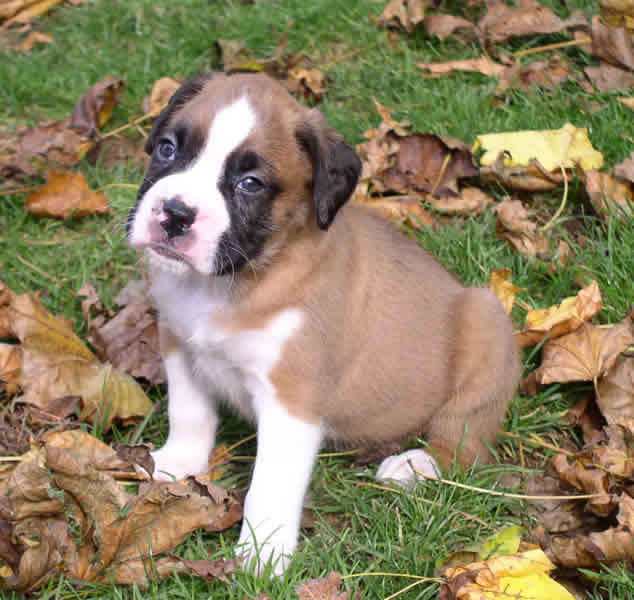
[[160, 197, 197, 238]]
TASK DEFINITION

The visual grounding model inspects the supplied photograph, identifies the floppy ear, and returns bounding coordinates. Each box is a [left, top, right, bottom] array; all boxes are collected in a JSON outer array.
[[296, 122, 361, 230], [144, 73, 213, 155]]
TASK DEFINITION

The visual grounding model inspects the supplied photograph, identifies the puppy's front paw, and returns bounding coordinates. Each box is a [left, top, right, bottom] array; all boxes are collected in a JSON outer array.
[[149, 446, 210, 481], [376, 448, 441, 487], [237, 518, 295, 577]]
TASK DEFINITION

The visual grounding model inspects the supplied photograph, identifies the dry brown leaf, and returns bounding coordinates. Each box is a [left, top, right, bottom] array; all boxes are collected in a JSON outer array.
[[497, 58, 573, 94], [516, 281, 603, 348], [0, 343, 22, 396], [375, 0, 425, 33], [419, 56, 507, 78], [295, 571, 350, 600], [478, 0, 587, 43], [427, 187, 493, 215], [79, 281, 164, 384], [534, 315, 634, 386], [2, 0, 63, 26], [1, 77, 124, 180], [584, 63, 634, 92], [8, 291, 152, 430], [0, 281, 14, 339], [141, 77, 182, 117], [596, 355, 634, 424], [495, 198, 550, 258], [352, 195, 435, 231], [8, 31, 52, 52], [24, 171, 110, 219], [424, 13, 477, 41], [286, 67, 325, 103], [480, 155, 571, 192], [0, 430, 242, 591], [488, 269, 523, 315], [584, 169, 633, 218], [614, 151, 634, 182], [69, 76, 124, 136], [590, 15, 634, 71]]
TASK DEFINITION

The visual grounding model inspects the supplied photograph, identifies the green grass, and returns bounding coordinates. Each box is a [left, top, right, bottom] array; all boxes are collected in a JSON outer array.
[[1, 0, 633, 598]]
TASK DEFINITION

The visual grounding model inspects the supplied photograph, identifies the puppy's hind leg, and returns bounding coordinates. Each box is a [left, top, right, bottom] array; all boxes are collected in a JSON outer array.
[[425, 288, 521, 469]]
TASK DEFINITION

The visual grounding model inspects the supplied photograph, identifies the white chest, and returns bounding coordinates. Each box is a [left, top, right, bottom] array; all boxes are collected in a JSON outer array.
[[150, 270, 303, 414]]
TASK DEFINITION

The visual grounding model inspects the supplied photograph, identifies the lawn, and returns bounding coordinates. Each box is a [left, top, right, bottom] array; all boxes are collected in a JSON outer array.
[[1, 0, 633, 598]]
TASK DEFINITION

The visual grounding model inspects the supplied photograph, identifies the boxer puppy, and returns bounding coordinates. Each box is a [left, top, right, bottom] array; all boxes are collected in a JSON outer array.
[[127, 72, 521, 575]]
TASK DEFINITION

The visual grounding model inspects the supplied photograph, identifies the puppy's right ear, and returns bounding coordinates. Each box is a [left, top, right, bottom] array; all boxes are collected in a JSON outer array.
[[144, 73, 213, 155]]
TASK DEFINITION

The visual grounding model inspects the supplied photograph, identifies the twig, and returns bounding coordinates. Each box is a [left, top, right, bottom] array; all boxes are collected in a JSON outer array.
[[0, 185, 42, 197], [541, 163, 568, 232], [500, 431, 575, 457], [342, 571, 441, 583], [358, 482, 491, 528], [385, 578, 432, 599], [513, 37, 592, 59], [430, 154, 451, 196], [15, 252, 63, 286], [99, 112, 157, 140], [225, 433, 257, 453], [0, 456, 24, 462], [410, 466, 605, 501]]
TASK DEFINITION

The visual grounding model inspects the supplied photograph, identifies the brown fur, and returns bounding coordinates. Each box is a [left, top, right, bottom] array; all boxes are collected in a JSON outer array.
[[159, 73, 521, 468]]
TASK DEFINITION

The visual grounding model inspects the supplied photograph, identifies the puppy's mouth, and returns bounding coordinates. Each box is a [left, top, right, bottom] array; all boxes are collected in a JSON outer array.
[[148, 242, 186, 262]]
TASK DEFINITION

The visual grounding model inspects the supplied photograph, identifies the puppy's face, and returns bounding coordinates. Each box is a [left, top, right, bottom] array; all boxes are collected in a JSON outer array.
[[127, 73, 361, 277]]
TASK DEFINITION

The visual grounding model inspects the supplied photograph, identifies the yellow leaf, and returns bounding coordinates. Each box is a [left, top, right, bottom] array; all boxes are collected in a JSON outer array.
[[487, 269, 523, 315], [479, 525, 522, 558], [476, 123, 604, 172]]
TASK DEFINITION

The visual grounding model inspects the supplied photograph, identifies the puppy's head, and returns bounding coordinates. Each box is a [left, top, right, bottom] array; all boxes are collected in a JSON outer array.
[[127, 72, 361, 277]]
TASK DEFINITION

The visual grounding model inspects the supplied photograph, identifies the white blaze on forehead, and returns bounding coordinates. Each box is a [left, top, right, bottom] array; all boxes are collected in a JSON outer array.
[[129, 95, 256, 274]]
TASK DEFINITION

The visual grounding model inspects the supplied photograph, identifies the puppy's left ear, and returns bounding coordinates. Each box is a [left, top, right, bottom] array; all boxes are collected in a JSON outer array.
[[296, 121, 361, 230]]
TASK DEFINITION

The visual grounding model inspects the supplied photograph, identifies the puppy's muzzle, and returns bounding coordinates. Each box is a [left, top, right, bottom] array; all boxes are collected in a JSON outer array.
[[160, 197, 198, 239]]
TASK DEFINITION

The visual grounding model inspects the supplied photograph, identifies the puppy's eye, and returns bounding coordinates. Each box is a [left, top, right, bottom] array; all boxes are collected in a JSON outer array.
[[236, 176, 264, 194], [157, 139, 176, 161]]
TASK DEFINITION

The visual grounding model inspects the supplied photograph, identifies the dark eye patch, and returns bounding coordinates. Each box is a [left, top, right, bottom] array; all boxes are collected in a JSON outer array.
[[214, 148, 281, 276]]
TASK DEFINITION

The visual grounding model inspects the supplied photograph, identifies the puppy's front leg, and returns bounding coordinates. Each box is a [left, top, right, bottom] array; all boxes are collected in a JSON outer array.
[[238, 393, 322, 576], [151, 330, 218, 481]]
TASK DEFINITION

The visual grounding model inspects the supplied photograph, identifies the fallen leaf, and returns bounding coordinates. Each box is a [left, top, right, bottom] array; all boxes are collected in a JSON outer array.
[[488, 269, 523, 315], [351, 195, 435, 231], [24, 171, 110, 219], [590, 15, 634, 71], [584, 63, 634, 92], [534, 315, 634, 386], [476, 123, 604, 172], [0, 281, 14, 338], [68, 76, 124, 136], [0, 430, 242, 591], [478, 0, 587, 43], [2, 0, 63, 26], [79, 281, 165, 384], [8, 291, 152, 430], [114, 443, 155, 479], [516, 281, 603, 348], [424, 14, 477, 41], [428, 187, 492, 215], [480, 154, 571, 192], [596, 355, 634, 424], [495, 198, 550, 258], [419, 56, 508, 78], [375, 0, 425, 33], [0, 344, 22, 396], [296, 571, 350, 600], [497, 58, 573, 95], [614, 151, 634, 182], [286, 67, 325, 103], [175, 557, 242, 584], [141, 77, 182, 117], [441, 548, 575, 600], [584, 170, 633, 218], [9, 31, 52, 52]]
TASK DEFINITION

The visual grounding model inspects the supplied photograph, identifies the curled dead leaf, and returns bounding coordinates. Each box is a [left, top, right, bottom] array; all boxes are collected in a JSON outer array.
[[596, 355, 634, 424], [488, 269, 524, 315], [495, 198, 550, 258], [25, 171, 110, 219], [296, 571, 350, 600], [590, 15, 634, 71], [517, 281, 603, 348], [419, 56, 507, 78], [0, 344, 22, 397], [68, 76, 124, 136], [424, 14, 476, 41], [351, 195, 435, 231], [1, 0, 63, 26], [534, 315, 634, 386], [375, 0, 425, 33], [0, 430, 242, 591], [584, 169, 633, 219], [142, 77, 182, 117]]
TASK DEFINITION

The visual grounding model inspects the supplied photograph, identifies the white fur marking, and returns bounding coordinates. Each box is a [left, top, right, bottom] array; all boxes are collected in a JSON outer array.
[[151, 350, 219, 481], [376, 449, 441, 488], [238, 395, 322, 576], [130, 96, 256, 274]]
